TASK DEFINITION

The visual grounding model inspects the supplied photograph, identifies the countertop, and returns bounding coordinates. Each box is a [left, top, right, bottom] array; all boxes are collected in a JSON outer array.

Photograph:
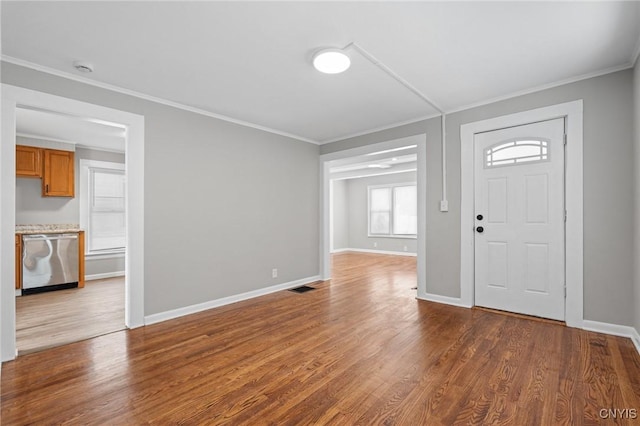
[[16, 224, 83, 234]]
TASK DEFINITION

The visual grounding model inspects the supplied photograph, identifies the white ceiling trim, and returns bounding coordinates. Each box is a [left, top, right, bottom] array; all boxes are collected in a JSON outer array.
[[445, 62, 634, 116], [16, 132, 77, 146], [320, 62, 634, 145], [319, 113, 441, 145], [4, 55, 635, 148], [2, 55, 319, 145]]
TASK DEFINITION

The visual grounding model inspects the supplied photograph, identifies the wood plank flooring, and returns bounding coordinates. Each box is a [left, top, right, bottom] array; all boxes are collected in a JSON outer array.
[[2, 253, 640, 424], [16, 277, 125, 354]]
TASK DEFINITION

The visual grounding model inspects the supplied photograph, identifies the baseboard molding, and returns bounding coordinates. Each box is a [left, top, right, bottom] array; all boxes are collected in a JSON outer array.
[[144, 275, 321, 326], [632, 328, 640, 355], [85, 271, 125, 281], [418, 293, 472, 308], [332, 248, 417, 257], [583, 320, 640, 356]]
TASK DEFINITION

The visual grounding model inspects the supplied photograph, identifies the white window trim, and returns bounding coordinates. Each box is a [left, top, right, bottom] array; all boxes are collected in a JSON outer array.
[[367, 182, 417, 239], [79, 159, 126, 256]]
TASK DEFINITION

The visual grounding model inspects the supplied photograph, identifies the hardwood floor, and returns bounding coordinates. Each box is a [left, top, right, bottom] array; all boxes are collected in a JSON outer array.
[[2, 253, 639, 424], [16, 277, 125, 354]]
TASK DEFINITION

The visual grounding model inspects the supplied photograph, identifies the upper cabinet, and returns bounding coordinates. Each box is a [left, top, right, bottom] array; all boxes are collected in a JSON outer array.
[[16, 145, 42, 178], [16, 145, 75, 197], [42, 149, 75, 197]]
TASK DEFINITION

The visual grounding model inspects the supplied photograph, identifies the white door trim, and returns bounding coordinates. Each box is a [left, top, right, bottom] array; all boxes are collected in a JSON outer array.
[[1, 84, 145, 361], [319, 134, 427, 295], [460, 100, 583, 328]]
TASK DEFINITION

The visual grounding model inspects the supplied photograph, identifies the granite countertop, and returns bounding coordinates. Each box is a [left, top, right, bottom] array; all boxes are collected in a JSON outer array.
[[16, 224, 83, 234]]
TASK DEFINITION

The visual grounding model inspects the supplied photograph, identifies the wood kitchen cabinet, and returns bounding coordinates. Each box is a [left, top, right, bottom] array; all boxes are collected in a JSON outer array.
[[42, 149, 75, 197], [16, 145, 42, 178], [15, 235, 21, 290]]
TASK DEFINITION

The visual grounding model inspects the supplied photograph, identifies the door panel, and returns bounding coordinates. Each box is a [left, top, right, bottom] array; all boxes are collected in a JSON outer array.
[[474, 118, 565, 320]]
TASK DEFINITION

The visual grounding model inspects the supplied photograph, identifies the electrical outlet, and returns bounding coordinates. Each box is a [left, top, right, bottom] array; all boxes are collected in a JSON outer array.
[[404, 245, 408, 252], [373, 242, 377, 248], [440, 200, 449, 212], [272, 268, 278, 278]]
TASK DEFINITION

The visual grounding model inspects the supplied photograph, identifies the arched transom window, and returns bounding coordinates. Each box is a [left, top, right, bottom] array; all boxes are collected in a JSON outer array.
[[484, 139, 549, 168]]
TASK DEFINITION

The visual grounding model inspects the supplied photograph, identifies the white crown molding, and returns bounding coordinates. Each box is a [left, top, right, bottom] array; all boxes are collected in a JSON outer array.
[[4, 55, 635, 148], [16, 132, 78, 146], [445, 63, 634, 115], [2, 55, 319, 145], [319, 113, 440, 145], [320, 63, 633, 145]]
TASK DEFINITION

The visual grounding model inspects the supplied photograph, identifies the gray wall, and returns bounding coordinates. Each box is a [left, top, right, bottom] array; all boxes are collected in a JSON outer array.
[[331, 179, 349, 250], [332, 172, 417, 254], [3, 61, 320, 316], [634, 60, 640, 334], [16, 139, 126, 277], [323, 69, 635, 327]]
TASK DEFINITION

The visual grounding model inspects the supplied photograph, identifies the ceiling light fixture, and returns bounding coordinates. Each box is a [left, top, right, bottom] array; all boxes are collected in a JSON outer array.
[[367, 164, 391, 169], [73, 61, 94, 73], [312, 49, 351, 74]]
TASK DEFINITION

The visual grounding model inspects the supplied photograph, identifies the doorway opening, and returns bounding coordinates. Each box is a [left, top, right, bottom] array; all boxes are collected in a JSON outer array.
[[14, 106, 128, 354], [1, 85, 145, 361], [320, 134, 426, 294]]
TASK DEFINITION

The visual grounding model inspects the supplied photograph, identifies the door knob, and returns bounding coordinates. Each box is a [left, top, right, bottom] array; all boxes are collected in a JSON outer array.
[[476, 226, 484, 233], [476, 214, 483, 221]]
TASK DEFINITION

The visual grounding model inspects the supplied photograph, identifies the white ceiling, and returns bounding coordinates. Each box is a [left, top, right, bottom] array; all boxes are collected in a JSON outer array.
[[16, 107, 126, 152], [3, 2, 639, 144]]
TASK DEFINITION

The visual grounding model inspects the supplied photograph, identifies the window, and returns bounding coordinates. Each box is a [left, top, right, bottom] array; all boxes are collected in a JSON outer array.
[[368, 183, 417, 237], [485, 139, 549, 168], [80, 160, 126, 255]]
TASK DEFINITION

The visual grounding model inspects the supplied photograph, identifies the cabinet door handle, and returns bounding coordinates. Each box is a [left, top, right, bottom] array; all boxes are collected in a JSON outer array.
[[45, 184, 49, 193]]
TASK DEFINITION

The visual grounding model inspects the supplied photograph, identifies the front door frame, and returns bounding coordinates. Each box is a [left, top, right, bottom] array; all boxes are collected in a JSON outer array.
[[460, 100, 583, 328]]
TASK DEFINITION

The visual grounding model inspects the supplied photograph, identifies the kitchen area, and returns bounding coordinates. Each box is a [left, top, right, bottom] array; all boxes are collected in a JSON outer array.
[[14, 107, 127, 354]]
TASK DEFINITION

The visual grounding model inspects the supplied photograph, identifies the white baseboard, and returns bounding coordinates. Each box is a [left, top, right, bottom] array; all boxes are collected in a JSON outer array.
[[85, 271, 125, 281], [144, 275, 321, 326], [632, 328, 640, 355], [418, 292, 472, 308], [583, 320, 640, 356], [332, 248, 417, 257]]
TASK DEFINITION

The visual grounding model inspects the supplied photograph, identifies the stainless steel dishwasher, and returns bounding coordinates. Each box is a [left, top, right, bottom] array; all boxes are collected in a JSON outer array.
[[22, 233, 79, 295]]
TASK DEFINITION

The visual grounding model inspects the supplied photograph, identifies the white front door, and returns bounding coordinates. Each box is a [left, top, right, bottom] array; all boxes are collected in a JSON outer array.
[[474, 118, 565, 320]]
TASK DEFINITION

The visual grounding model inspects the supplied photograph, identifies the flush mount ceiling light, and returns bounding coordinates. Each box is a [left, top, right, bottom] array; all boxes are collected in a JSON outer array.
[[312, 49, 351, 74], [73, 60, 94, 73]]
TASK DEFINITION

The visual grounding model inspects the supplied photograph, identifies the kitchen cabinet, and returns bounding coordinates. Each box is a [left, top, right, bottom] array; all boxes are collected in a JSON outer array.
[[16, 145, 42, 178], [42, 149, 75, 197]]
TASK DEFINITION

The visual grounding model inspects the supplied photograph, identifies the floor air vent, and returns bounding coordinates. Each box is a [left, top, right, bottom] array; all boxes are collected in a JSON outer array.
[[289, 285, 316, 293]]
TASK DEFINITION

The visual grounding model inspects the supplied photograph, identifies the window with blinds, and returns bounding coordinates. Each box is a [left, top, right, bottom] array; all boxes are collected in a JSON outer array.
[[80, 160, 126, 255]]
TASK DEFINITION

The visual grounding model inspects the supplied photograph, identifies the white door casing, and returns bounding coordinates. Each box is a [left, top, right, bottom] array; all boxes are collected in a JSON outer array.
[[460, 100, 583, 328], [474, 119, 565, 320], [1, 84, 145, 361]]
